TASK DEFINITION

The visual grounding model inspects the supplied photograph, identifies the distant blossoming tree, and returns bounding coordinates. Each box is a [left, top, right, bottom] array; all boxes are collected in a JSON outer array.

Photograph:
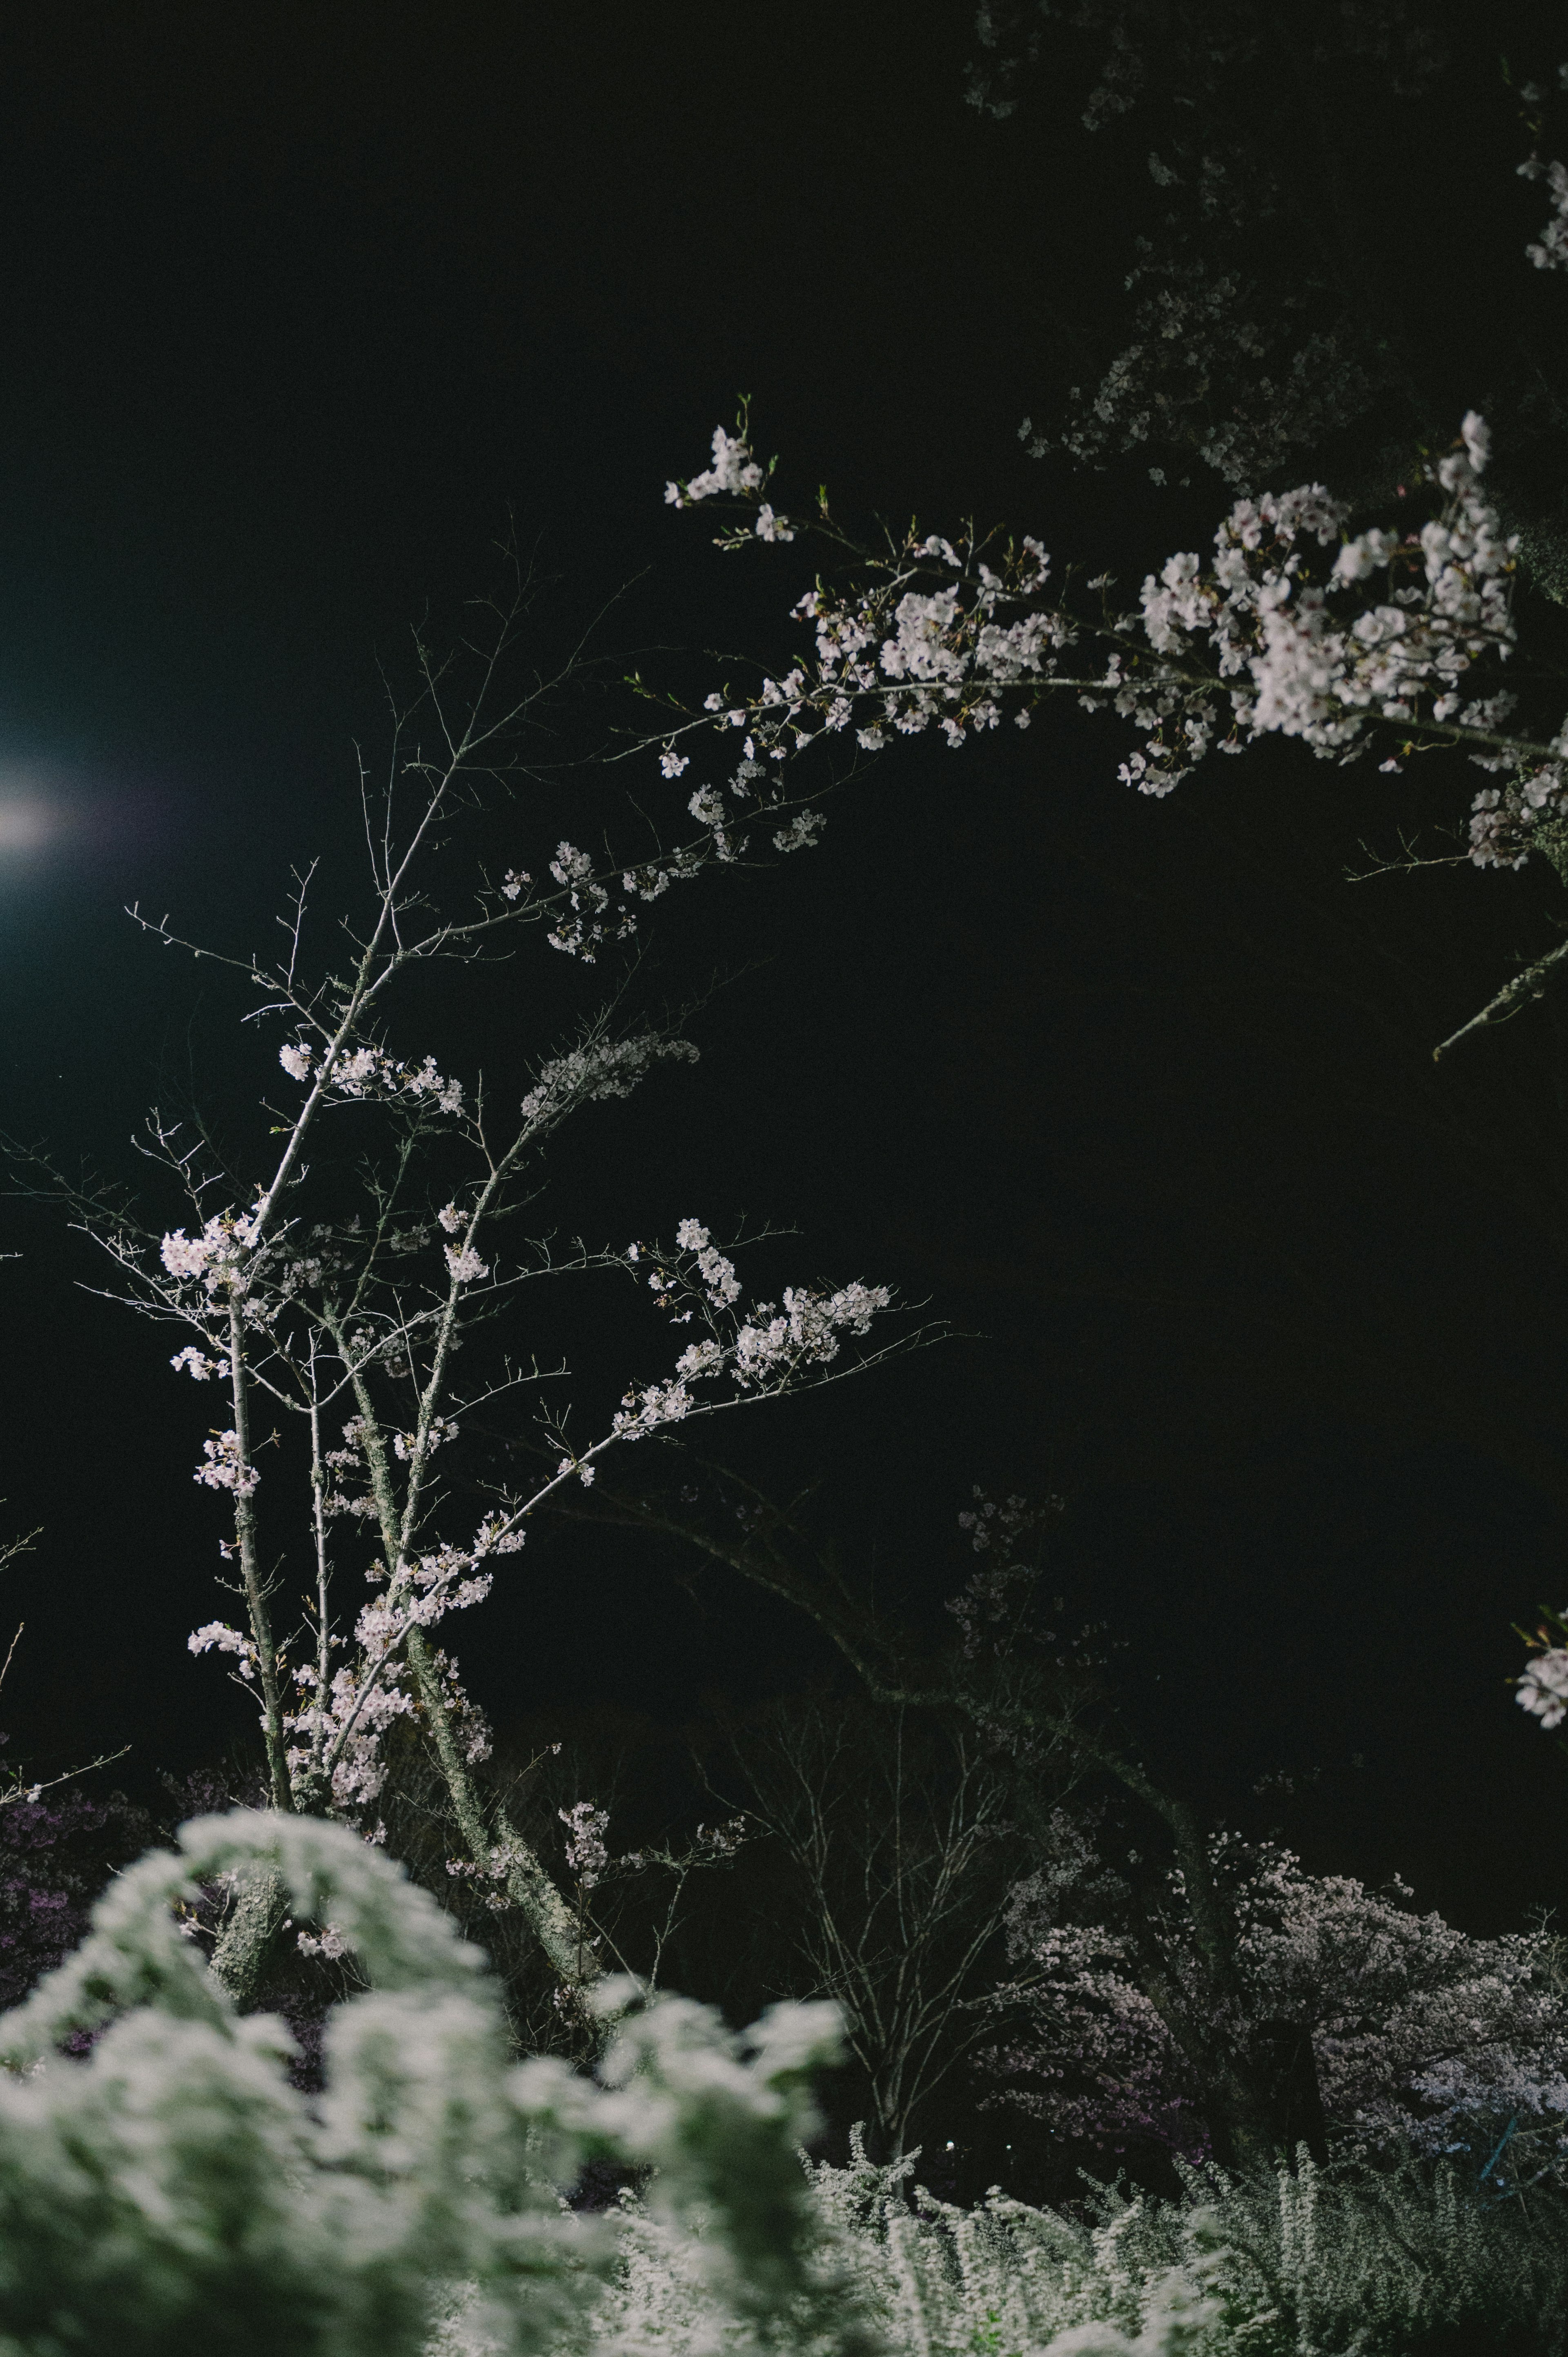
[[992, 1818, 1568, 2176]]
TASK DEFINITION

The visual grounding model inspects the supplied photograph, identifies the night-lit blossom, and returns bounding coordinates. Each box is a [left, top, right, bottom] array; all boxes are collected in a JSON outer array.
[[1517, 1646, 1568, 1729], [666, 423, 765, 506], [957, 1486, 1040, 1555], [1521, 153, 1568, 272], [294, 1921, 350, 1961], [193, 1431, 258, 1497], [160, 1209, 261, 1289], [673, 1218, 742, 1305], [773, 810, 826, 852], [187, 1621, 261, 1680], [993, 1826, 1568, 2164], [611, 1223, 894, 1441], [546, 840, 611, 959], [317, 1044, 464, 1117], [521, 1031, 699, 1129], [662, 413, 1556, 874], [559, 1800, 611, 1888], [391, 1416, 458, 1462], [75, 547, 928, 2005], [443, 1242, 489, 1284]]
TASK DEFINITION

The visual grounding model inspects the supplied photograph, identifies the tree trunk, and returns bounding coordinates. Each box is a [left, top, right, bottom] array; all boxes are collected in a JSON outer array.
[[208, 1863, 290, 2010], [401, 1623, 594, 1989]]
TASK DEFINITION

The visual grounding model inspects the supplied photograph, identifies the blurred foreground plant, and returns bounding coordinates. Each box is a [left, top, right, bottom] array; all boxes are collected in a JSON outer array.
[[0, 1808, 862, 2357]]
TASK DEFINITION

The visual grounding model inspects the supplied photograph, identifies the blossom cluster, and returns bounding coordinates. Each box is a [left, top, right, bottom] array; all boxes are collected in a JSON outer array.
[[529, 722, 841, 957], [1522, 153, 1568, 272], [947, 1487, 1068, 1664], [192, 1430, 259, 1498], [520, 1030, 700, 1130], [285, 1565, 495, 1811], [970, 1, 1445, 491], [1517, 1643, 1568, 1730], [443, 1241, 489, 1285], [294, 1920, 351, 1962], [277, 1037, 464, 1117], [1519, 69, 1568, 275], [559, 1800, 611, 1889], [611, 1220, 893, 1440], [1022, 241, 1390, 494], [160, 1207, 262, 1293], [322, 1415, 379, 1521], [187, 1620, 262, 1679], [444, 1831, 551, 1915]]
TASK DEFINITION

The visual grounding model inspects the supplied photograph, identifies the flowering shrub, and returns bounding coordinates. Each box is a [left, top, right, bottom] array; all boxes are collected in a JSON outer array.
[[0, 1785, 149, 2020], [990, 1823, 1568, 2174], [579, 2129, 1568, 2357], [0, 1808, 859, 2357]]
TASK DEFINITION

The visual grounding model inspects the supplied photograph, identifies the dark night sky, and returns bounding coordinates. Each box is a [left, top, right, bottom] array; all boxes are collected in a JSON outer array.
[[0, 0, 1566, 1936]]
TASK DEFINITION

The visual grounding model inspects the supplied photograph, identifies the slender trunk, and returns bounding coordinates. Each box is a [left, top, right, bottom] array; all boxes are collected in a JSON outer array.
[[228, 1297, 292, 1813], [288, 1391, 334, 1818], [399, 1623, 592, 1987], [209, 1299, 295, 2011], [332, 1350, 597, 1991]]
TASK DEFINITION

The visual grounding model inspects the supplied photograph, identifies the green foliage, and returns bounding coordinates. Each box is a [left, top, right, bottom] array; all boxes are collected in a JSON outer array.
[[599, 2130, 1568, 2357], [9, 1809, 1567, 2357], [0, 1811, 857, 2357], [799, 2138, 1568, 2357]]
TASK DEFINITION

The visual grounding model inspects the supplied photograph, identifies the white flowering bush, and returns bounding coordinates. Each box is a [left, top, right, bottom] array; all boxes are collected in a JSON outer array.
[[991, 1827, 1568, 2174], [0, 1808, 859, 2357], [598, 2131, 1568, 2357]]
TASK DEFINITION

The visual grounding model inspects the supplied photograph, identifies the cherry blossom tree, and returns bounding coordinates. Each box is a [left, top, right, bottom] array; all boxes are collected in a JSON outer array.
[[991, 1820, 1568, 2183], [965, 6, 1483, 499], [646, 32, 1568, 1032], [655, 404, 1557, 1056], [10, 559, 923, 2011]]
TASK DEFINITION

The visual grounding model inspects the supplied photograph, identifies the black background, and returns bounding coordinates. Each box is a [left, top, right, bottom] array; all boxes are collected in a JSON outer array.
[[0, 0, 1565, 1939]]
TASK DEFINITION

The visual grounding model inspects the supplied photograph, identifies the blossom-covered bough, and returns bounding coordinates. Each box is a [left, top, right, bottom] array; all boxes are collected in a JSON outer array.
[[656, 405, 1568, 1063], [9, 558, 923, 2012], [0, 1806, 863, 2357]]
